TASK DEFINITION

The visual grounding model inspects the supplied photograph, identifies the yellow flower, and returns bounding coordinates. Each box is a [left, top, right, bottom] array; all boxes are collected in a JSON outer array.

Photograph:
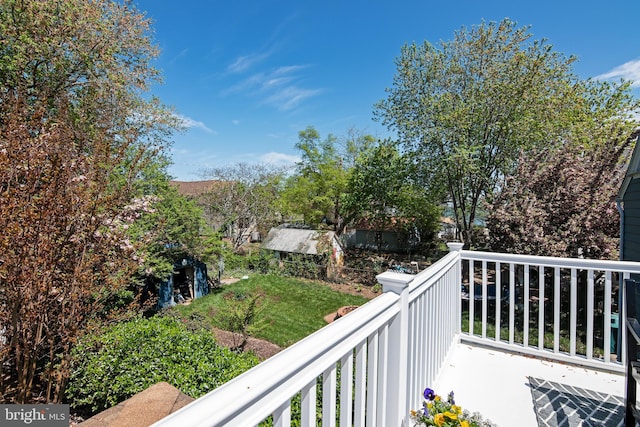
[[460, 421, 470, 427], [410, 410, 417, 417], [451, 405, 462, 414], [433, 413, 445, 426], [435, 395, 441, 402], [443, 411, 457, 420]]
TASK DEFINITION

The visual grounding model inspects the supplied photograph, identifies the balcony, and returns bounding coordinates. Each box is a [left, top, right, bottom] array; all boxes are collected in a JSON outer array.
[[152, 244, 639, 426]]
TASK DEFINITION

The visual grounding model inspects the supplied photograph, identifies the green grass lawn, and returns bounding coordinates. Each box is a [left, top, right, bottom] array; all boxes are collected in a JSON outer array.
[[172, 274, 370, 347]]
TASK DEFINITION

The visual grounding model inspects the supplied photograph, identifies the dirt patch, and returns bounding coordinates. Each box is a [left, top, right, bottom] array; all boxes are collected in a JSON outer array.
[[212, 328, 282, 361], [324, 305, 360, 323], [322, 281, 380, 300]]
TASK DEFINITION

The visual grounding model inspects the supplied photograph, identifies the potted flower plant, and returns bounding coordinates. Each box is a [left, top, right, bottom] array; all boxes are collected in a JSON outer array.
[[410, 387, 495, 427]]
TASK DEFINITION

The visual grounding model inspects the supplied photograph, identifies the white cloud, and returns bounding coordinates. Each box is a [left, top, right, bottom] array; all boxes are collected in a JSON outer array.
[[224, 64, 322, 111], [265, 86, 323, 111], [232, 119, 240, 125], [169, 48, 189, 65], [227, 51, 272, 74], [175, 114, 216, 134], [596, 59, 640, 87], [260, 151, 300, 166]]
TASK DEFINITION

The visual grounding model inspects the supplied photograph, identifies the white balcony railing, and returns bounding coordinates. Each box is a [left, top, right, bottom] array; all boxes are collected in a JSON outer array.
[[152, 245, 640, 426], [460, 250, 640, 373]]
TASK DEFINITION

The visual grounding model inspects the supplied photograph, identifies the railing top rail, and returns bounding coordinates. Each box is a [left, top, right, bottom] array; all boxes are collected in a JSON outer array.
[[153, 291, 400, 427], [461, 250, 640, 273], [408, 250, 460, 301]]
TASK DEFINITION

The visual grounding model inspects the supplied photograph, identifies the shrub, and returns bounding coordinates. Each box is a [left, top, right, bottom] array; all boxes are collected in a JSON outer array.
[[213, 289, 269, 351], [66, 316, 259, 413]]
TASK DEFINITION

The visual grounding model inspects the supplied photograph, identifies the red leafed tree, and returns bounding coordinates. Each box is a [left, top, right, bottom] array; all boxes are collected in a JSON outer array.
[[486, 137, 635, 259], [0, 0, 176, 403]]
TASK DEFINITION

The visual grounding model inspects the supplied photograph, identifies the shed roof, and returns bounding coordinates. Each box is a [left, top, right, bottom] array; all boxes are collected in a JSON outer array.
[[261, 226, 336, 255]]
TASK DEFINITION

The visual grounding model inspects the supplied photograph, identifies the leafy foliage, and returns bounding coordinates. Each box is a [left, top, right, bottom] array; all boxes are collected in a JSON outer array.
[[129, 160, 212, 281], [344, 141, 442, 252], [280, 126, 375, 232], [486, 140, 633, 259], [0, 0, 178, 403], [213, 289, 269, 351], [280, 127, 349, 228], [375, 18, 638, 247], [66, 316, 258, 413]]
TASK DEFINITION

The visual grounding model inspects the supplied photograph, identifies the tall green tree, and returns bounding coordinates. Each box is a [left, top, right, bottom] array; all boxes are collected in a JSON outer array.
[[280, 126, 377, 231], [375, 19, 596, 247], [344, 141, 443, 252], [0, 0, 177, 403], [130, 158, 212, 281], [280, 127, 350, 230]]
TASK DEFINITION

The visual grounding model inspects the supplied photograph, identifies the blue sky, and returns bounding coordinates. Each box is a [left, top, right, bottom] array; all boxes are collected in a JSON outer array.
[[133, 0, 640, 181]]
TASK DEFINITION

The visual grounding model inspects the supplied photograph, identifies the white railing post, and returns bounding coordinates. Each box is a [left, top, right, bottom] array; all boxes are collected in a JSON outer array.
[[376, 271, 413, 427], [448, 241, 464, 336], [447, 242, 464, 253]]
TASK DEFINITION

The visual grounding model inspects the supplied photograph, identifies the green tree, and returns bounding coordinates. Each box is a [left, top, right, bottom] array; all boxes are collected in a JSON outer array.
[[344, 141, 442, 252], [375, 19, 597, 247], [281, 126, 365, 232], [129, 158, 212, 282], [0, 0, 177, 403]]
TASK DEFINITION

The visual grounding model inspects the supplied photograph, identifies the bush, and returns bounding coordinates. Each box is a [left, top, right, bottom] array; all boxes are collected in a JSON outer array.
[[66, 316, 259, 413], [213, 289, 269, 351], [223, 249, 277, 275]]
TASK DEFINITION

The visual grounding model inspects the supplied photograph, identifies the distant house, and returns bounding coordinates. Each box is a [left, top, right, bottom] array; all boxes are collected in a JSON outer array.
[[170, 180, 224, 197], [617, 130, 640, 262], [438, 216, 458, 241], [157, 257, 209, 309], [342, 218, 419, 253], [170, 180, 260, 247], [261, 225, 344, 279]]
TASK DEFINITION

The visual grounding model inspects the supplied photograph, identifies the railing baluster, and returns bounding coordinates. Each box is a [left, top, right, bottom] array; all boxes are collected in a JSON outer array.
[[604, 271, 612, 363], [340, 351, 354, 426], [482, 260, 487, 338], [376, 325, 389, 426], [587, 269, 594, 359], [354, 341, 367, 427], [539, 265, 545, 351], [495, 262, 501, 342], [322, 364, 337, 427], [509, 263, 515, 344], [554, 267, 560, 354], [273, 400, 291, 427], [622, 272, 630, 366], [524, 264, 530, 348], [570, 268, 577, 356], [420, 296, 424, 396], [366, 332, 379, 427], [301, 379, 316, 427], [469, 259, 474, 336]]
